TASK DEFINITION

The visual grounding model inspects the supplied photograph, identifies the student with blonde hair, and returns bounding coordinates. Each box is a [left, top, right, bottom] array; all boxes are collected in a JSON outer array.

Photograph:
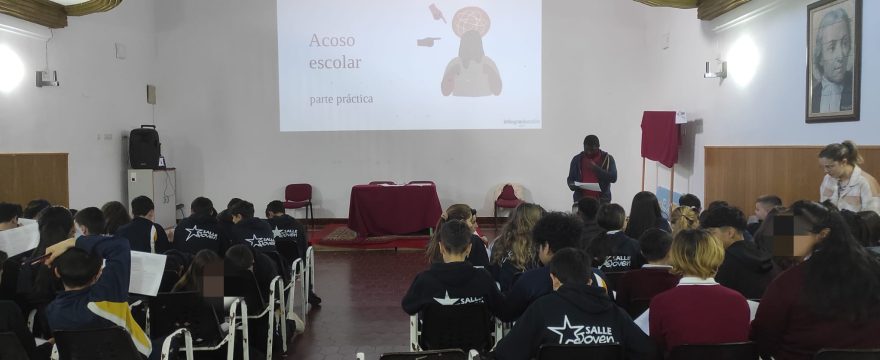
[[669, 205, 699, 237], [489, 203, 545, 292], [648, 229, 750, 354]]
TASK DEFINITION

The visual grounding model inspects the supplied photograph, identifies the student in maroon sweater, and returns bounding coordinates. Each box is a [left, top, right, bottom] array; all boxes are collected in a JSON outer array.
[[649, 229, 750, 354], [751, 201, 880, 360], [615, 229, 680, 317]]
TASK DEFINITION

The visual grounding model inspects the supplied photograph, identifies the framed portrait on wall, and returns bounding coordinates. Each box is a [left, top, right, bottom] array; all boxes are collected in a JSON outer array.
[[806, 0, 861, 123]]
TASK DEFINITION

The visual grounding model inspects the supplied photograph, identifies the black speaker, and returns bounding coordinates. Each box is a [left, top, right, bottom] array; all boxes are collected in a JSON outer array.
[[129, 125, 160, 169]]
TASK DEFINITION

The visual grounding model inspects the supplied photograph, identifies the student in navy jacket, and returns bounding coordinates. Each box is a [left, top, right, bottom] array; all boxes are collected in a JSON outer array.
[[44, 234, 152, 358], [230, 201, 276, 254], [426, 204, 490, 268], [265, 200, 307, 261], [591, 203, 643, 273], [173, 197, 228, 256], [0, 250, 52, 360], [499, 212, 609, 322], [492, 248, 654, 360], [402, 219, 502, 317], [116, 196, 170, 253]]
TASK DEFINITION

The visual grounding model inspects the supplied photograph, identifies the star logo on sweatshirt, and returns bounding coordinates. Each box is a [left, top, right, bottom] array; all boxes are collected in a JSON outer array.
[[272, 226, 283, 239], [184, 225, 217, 242], [433, 291, 459, 306], [548, 315, 584, 345]]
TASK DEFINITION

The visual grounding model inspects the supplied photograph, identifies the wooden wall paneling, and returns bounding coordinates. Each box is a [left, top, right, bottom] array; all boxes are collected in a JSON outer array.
[[704, 146, 880, 214], [0, 153, 69, 208]]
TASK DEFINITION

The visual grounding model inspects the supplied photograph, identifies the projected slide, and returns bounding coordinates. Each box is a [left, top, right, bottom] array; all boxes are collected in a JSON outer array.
[[277, 0, 542, 131]]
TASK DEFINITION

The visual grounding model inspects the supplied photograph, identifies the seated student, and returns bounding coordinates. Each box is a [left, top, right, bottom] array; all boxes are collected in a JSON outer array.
[[402, 220, 502, 319], [426, 204, 489, 267], [101, 201, 131, 236], [265, 200, 322, 305], [216, 198, 242, 242], [700, 204, 778, 299], [0, 202, 21, 230], [173, 197, 228, 256], [841, 210, 880, 247], [229, 201, 276, 254], [22, 200, 50, 220], [576, 197, 604, 247], [615, 229, 680, 315], [493, 248, 654, 360], [0, 250, 52, 360], [669, 205, 699, 237], [17, 206, 77, 337], [264, 200, 307, 262], [44, 230, 152, 358], [751, 201, 880, 360], [625, 192, 672, 241], [748, 195, 783, 236], [116, 196, 170, 253], [499, 212, 608, 322], [172, 249, 220, 293], [678, 193, 702, 214], [649, 229, 750, 354], [590, 203, 642, 273], [489, 203, 545, 293]]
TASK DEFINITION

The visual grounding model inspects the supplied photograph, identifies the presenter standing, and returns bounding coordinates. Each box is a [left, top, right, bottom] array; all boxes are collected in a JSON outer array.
[[567, 135, 617, 206], [819, 141, 880, 214]]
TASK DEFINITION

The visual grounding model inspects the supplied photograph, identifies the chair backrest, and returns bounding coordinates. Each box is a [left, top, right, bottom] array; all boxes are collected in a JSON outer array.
[[224, 268, 266, 311], [537, 344, 623, 360], [667, 342, 758, 360], [149, 291, 224, 344], [159, 270, 181, 293], [369, 181, 396, 185], [499, 184, 518, 200], [0, 332, 29, 360], [815, 349, 880, 360], [420, 303, 493, 353], [285, 184, 312, 202], [379, 349, 467, 360], [54, 326, 143, 360], [603, 271, 627, 292]]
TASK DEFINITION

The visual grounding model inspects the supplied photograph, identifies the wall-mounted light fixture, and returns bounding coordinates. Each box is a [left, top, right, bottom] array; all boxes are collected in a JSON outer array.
[[704, 60, 727, 79], [35, 70, 59, 87]]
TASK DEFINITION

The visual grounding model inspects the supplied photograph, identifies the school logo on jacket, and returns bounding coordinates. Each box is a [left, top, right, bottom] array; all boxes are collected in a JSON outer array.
[[548, 315, 615, 345], [433, 291, 484, 306], [245, 234, 275, 248], [272, 226, 298, 239], [601, 256, 631, 270], [184, 225, 218, 242]]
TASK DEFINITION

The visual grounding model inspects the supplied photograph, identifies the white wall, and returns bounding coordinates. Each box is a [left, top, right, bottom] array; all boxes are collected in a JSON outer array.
[[0, 2, 157, 209], [154, 0, 653, 217], [641, 0, 880, 205]]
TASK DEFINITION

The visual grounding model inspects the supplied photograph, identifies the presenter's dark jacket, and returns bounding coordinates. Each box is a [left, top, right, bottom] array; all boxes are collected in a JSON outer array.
[[46, 235, 152, 356], [715, 240, 778, 299], [567, 150, 617, 203], [173, 214, 229, 256], [751, 262, 880, 360], [231, 217, 277, 254], [401, 261, 502, 317], [115, 216, 170, 254], [498, 266, 609, 322], [492, 283, 654, 360], [811, 71, 853, 113], [266, 214, 307, 261]]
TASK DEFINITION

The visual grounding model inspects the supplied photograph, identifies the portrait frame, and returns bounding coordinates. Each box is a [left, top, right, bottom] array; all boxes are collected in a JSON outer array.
[[806, 0, 861, 123]]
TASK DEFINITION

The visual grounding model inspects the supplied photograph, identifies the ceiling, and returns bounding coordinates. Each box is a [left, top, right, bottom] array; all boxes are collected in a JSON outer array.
[[633, 0, 752, 20], [0, 0, 122, 28]]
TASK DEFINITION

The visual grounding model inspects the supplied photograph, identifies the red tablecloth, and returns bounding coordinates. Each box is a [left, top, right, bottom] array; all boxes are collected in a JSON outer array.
[[348, 184, 443, 237]]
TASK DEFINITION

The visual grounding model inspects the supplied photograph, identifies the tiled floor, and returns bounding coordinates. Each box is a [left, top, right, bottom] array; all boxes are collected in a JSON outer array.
[[286, 250, 429, 360]]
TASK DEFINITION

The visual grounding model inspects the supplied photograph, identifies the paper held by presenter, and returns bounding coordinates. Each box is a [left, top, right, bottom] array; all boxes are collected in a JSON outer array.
[[573, 182, 601, 192]]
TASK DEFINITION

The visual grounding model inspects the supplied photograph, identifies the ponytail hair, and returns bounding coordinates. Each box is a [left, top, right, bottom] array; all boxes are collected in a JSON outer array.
[[819, 140, 863, 165], [426, 204, 474, 263]]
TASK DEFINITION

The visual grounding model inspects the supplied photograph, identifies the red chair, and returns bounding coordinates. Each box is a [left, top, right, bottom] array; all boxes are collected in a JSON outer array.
[[284, 183, 314, 228], [369, 181, 396, 185], [494, 184, 524, 229]]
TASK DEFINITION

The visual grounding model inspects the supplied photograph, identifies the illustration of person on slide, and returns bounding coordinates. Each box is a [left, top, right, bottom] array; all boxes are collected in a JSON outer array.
[[441, 7, 502, 97]]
